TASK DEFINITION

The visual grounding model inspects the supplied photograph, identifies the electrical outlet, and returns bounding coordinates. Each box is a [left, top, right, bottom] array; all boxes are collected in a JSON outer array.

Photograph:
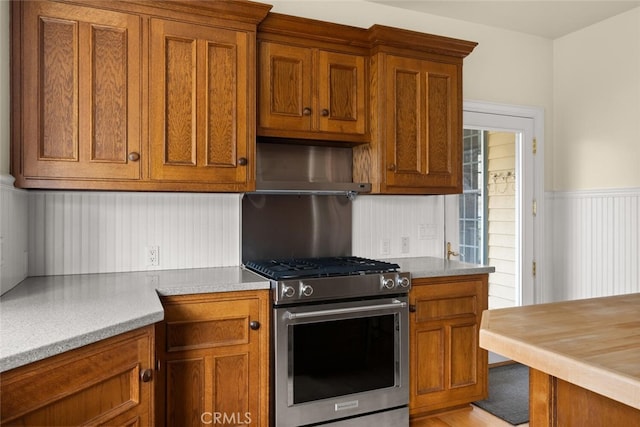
[[401, 237, 410, 254], [380, 239, 390, 255], [420, 224, 437, 240], [146, 246, 160, 267]]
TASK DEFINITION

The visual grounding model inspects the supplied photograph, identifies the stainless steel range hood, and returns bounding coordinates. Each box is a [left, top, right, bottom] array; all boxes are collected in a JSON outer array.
[[253, 141, 371, 195]]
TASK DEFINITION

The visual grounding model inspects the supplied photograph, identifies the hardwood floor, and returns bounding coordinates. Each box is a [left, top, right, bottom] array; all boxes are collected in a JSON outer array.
[[412, 405, 529, 427]]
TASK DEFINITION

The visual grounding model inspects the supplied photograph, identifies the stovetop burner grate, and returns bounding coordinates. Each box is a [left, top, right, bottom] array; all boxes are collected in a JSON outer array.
[[244, 256, 400, 280]]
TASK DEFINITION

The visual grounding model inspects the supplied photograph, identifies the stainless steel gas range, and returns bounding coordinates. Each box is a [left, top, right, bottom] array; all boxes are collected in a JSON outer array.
[[245, 257, 410, 427], [243, 193, 411, 427]]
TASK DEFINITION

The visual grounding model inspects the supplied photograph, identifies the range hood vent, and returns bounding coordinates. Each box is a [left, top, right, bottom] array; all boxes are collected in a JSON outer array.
[[253, 142, 371, 195]]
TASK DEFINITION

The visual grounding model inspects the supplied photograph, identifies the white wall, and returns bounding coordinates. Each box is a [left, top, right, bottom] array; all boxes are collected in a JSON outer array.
[[0, 177, 28, 294], [0, 1, 25, 294], [27, 191, 242, 276], [353, 195, 444, 259], [553, 7, 640, 191], [548, 7, 640, 301]]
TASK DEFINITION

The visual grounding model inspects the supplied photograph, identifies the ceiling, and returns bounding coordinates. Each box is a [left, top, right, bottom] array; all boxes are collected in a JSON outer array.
[[368, 1, 640, 39]]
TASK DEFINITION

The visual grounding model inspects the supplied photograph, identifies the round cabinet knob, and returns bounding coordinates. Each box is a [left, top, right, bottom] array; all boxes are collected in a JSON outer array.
[[282, 285, 296, 298], [140, 369, 152, 383], [302, 107, 312, 116], [321, 109, 329, 117], [382, 277, 396, 290], [398, 276, 410, 288], [387, 164, 396, 172], [409, 304, 416, 313], [238, 157, 248, 166], [249, 321, 260, 330], [128, 152, 140, 162], [299, 282, 314, 297]]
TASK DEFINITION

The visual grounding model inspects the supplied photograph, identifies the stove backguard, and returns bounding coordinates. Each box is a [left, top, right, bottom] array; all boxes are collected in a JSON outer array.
[[242, 194, 352, 263]]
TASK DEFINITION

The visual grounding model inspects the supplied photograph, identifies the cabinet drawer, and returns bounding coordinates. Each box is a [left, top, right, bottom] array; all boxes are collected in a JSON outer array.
[[166, 317, 250, 351], [0, 326, 153, 426], [161, 294, 259, 352], [416, 295, 478, 321]]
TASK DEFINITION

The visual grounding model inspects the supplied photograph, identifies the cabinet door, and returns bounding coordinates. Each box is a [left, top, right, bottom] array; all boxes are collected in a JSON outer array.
[[384, 55, 461, 193], [257, 41, 313, 132], [149, 19, 252, 188], [409, 275, 488, 417], [21, 1, 141, 181], [317, 51, 367, 135], [157, 291, 269, 427], [0, 326, 154, 426]]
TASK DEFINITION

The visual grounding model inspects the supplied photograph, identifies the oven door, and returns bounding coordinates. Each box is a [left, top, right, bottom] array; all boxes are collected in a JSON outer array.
[[274, 296, 409, 427]]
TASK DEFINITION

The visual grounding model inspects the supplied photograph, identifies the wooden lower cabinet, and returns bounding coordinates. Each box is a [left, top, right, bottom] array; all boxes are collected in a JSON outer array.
[[0, 326, 155, 426], [156, 290, 270, 427], [409, 275, 488, 421], [530, 368, 640, 426]]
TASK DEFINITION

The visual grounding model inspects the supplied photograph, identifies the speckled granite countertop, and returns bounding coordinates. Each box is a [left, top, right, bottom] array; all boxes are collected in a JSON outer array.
[[0, 257, 492, 373], [0, 267, 269, 373], [384, 256, 495, 278]]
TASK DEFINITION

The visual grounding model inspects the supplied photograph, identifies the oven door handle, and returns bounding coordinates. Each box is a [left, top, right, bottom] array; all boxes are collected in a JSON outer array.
[[284, 300, 407, 320]]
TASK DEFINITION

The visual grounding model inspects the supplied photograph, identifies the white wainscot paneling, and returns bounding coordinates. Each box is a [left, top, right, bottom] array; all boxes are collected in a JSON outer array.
[[549, 188, 640, 301], [28, 191, 242, 276], [0, 175, 29, 294], [352, 195, 444, 259]]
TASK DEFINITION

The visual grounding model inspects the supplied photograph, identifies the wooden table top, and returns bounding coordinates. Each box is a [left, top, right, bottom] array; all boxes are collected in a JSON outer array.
[[480, 293, 640, 410]]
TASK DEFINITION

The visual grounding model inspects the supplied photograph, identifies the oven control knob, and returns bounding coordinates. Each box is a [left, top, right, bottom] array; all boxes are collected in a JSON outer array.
[[381, 276, 396, 290], [281, 285, 296, 298], [299, 282, 314, 297], [398, 275, 410, 288]]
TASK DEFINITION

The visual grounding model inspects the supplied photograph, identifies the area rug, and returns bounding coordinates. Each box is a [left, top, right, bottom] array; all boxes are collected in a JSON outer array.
[[473, 363, 529, 425]]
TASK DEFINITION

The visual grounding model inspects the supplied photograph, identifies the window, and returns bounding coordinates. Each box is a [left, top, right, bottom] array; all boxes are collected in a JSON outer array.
[[459, 129, 487, 265]]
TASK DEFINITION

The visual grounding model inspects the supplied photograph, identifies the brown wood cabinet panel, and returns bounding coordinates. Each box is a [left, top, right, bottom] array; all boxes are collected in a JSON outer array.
[[12, 0, 269, 191], [450, 322, 478, 388], [20, 1, 141, 181], [317, 50, 367, 135], [416, 327, 446, 394], [257, 37, 368, 142], [409, 275, 488, 420], [213, 353, 250, 415], [149, 18, 252, 187], [156, 291, 269, 427], [258, 42, 312, 132], [384, 55, 461, 193], [530, 368, 640, 426], [0, 326, 154, 426], [166, 358, 205, 426], [354, 26, 476, 195]]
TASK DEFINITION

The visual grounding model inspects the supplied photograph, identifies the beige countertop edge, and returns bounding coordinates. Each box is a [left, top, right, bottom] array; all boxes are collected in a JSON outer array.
[[480, 315, 640, 410]]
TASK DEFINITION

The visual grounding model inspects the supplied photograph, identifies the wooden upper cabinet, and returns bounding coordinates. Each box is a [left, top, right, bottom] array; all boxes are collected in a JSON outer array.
[[11, 0, 270, 191], [149, 19, 253, 190], [318, 50, 367, 135], [354, 25, 477, 195], [257, 14, 369, 143], [384, 55, 461, 192], [258, 42, 367, 141], [19, 1, 142, 182], [258, 42, 313, 132]]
